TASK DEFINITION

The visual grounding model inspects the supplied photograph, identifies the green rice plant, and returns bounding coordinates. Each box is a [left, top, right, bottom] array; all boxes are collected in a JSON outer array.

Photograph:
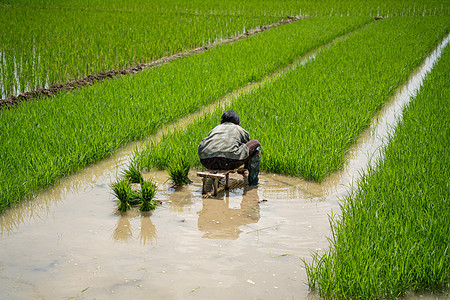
[[304, 41, 450, 299], [134, 17, 449, 182], [6, 0, 445, 98], [5, 0, 449, 18], [139, 179, 158, 212], [0, 16, 371, 212], [0, 3, 281, 98], [121, 164, 143, 184], [128, 190, 143, 207], [110, 179, 132, 212], [167, 158, 192, 187]]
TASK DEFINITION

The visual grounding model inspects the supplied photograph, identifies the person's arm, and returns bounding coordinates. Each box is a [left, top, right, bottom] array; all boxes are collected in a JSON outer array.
[[240, 128, 250, 144]]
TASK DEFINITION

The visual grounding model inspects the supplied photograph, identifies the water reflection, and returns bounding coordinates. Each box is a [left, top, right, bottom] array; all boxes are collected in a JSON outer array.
[[112, 212, 134, 242], [167, 185, 194, 213], [0, 161, 118, 236], [139, 212, 157, 246], [112, 210, 157, 245], [198, 186, 260, 240], [0, 185, 65, 236]]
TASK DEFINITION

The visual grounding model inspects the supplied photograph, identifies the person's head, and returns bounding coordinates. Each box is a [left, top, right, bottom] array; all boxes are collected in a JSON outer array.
[[220, 110, 240, 125]]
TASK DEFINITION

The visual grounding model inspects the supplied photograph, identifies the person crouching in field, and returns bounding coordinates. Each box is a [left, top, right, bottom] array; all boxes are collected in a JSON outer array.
[[198, 110, 261, 186]]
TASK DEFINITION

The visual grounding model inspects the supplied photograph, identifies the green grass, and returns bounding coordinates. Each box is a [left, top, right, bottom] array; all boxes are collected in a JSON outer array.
[[0, 16, 371, 212], [5, 0, 449, 17], [110, 174, 158, 211], [133, 17, 449, 182], [305, 39, 450, 299]]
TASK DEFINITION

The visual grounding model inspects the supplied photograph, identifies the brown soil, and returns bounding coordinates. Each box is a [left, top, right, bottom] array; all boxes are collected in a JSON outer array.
[[0, 15, 306, 110]]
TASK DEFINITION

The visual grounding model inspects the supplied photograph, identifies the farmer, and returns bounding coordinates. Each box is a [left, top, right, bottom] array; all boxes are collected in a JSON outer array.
[[198, 110, 261, 186]]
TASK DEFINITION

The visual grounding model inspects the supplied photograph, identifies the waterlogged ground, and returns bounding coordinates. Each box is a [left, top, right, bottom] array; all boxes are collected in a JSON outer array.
[[1, 37, 449, 300], [0, 165, 336, 299]]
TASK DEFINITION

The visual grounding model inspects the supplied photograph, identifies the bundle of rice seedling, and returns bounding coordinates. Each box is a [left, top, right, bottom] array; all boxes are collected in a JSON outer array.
[[167, 158, 192, 187], [110, 179, 132, 212], [140, 179, 158, 211], [121, 164, 144, 183]]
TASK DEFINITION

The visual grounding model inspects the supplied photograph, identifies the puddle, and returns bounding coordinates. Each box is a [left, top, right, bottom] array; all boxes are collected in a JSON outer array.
[[0, 34, 449, 299]]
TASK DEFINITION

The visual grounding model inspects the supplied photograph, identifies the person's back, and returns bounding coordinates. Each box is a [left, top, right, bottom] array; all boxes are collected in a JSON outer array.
[[198, 122, 249, 162], [198, 110, 261, 185]]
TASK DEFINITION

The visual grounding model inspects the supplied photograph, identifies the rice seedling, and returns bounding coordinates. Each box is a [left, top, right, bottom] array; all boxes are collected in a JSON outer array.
[[121, 164, 143, 184], [139, 179, 158, 212], [0, 16, 371, 212], [167, 158, 192, 187], [304, 42, 450, 298], [110, 179, 132, 212], [128, 190, 143, 207]]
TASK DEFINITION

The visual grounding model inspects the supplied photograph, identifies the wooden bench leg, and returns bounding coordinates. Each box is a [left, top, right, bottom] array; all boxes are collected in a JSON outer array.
[[213, 178, 218, 196], [225, 173, 229, 190], [202, 177, 207, 194]]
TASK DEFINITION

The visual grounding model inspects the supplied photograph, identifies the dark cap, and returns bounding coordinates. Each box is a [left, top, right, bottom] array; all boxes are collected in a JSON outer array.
[[220, 110, 240, 125]]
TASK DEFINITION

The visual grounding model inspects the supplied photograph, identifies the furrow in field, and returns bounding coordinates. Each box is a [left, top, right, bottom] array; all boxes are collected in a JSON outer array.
[[306, 36, 450, 299], [0, 15, 305, 108], [0, 17, 371, 212], [133, 17, 449, 183]]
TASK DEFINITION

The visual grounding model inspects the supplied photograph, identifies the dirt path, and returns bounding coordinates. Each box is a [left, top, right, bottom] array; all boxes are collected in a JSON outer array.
[[0, 15, 305, 110]]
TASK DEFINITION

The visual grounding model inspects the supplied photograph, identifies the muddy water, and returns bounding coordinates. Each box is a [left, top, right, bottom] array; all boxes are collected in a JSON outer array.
[[0, 168, 333, 299], [1, 35, 449, 300]]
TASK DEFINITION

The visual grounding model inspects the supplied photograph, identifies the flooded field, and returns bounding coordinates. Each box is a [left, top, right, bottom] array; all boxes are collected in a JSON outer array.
[[0, 167, 335, 299], [1, 34, 448, 300]]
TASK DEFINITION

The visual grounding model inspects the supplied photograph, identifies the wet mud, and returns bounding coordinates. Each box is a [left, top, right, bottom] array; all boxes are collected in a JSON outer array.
[[0, 33, 448, 300], [0, 15, 306, 110]]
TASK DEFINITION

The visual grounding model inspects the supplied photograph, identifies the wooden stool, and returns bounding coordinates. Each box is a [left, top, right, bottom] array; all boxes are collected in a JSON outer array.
[[197, 169, 244, 196]]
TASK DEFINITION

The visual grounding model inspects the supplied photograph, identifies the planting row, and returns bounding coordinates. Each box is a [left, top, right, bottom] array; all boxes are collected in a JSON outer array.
[[133, 17, 449, 182], [0, 17, 371, 212], [0, 6, 279, 98], [305, 43, 450, 298]]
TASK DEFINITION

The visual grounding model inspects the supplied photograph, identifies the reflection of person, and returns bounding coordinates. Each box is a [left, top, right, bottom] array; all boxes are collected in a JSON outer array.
[[198, 110, 261, 185], [197, 186, 260, 240]]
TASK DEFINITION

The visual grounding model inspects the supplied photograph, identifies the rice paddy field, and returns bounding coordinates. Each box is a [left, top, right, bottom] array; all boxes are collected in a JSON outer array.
[[0, 0, 449, 298]]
